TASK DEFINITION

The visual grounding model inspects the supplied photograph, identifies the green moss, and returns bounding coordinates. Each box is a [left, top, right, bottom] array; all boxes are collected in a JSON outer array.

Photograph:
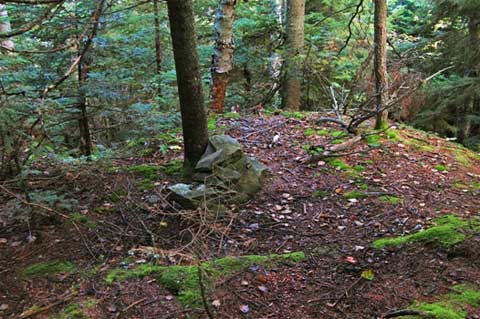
[[379, 195, 403, 204], [127, 164, 160, 179], [455, 151, 472, 167], [223, 112, 241, 119], [70, 213, 97, 229], [331, 138, 346, 144], [366, 134, 382, 147], [160, 159, 183, 177], [138, 180, 156, 191], [23, 261, 75, 279], [280, 111, 305, 119], [435, 165, 448, 172], [313, 189, 329, 198], [406, 285, 480, 319], [386, 130, 399, 140], [304, 128, 316, 136], [353, 165, 365, 172], [317, 129, 330, 136], [420, 145, 436, 152], [358, 183, 369, 190], [372, 215, 478, 249], [208, 115, 217, 132], [331, 130, 348, 139], [53, 304, 87, 319], [329, 159, 351, 171], [344, 190, 367, 200], [105, 252, 305, 308]]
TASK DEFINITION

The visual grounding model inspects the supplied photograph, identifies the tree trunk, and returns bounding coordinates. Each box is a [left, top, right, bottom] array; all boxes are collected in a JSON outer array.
[[0, 4, 14, 50], [210, 0, 237, 114], [281, 0, 305, 111], [78, 58, 93, 157], [153, 0, 162, 75], [374, 0, 388, 129], [166, 0, 209, 171], [458, 14, 480, 143], [269, 0, 283, 103]]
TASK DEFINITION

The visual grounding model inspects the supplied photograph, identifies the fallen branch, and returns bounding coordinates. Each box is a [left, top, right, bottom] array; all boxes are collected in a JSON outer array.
[[19, 291, 78, 318]]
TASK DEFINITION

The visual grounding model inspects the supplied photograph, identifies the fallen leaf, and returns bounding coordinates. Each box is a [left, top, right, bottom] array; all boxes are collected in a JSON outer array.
[[361, 269, 375, 281]]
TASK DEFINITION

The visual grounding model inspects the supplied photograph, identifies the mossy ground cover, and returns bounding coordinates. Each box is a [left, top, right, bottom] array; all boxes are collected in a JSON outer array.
[[23, 260, 76, 279], [105, 252, 305, 308], [403, 285, 480, 319], [373, 215, 480, 249]]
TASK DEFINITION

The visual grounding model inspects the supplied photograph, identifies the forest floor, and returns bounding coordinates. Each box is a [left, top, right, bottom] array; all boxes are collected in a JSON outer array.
[[1, 113, 480, 319]]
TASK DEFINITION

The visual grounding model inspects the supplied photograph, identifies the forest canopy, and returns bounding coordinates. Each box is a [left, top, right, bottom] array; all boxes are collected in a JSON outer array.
[[1, 0, 479, 178]]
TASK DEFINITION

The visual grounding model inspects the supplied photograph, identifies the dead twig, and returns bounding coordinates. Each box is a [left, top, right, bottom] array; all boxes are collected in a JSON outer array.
[[19, 291, 78, 318]]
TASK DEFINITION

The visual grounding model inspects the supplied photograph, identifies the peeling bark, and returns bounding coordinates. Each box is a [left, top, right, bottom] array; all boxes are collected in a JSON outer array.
[[281, 0, 304, 111], [210, 0, 237, 114], [374, 0, 388, 129], [0, 4, 15, 50]]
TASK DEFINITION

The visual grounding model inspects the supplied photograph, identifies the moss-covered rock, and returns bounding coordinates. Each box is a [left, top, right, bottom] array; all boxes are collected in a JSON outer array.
[[105, 252, 305, 308], [373, 215, 479, 249]]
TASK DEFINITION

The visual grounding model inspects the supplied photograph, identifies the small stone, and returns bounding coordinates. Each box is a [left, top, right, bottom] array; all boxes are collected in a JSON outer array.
[[354, 221, 364, 227], [338, 226, 347, 231], [212, 299, 221, 307], [258, 285, 268, 293], [240, 304, 250, 313], [107, 304, 117, 313], [166, 295, 174, 301], [0, 238, 7, 245], [249, 223, 259, 230], [241, 280, 249, 286], [0, 304, 9, 311]]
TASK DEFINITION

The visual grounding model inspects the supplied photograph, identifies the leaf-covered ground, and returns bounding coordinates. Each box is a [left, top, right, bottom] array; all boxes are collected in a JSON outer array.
[[1, 113, 480, 318]]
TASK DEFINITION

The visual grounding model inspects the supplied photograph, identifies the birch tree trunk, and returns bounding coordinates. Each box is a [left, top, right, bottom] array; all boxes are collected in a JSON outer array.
[[0, 4, 14, 50], [166, 0, 209, 171], [210, 0, 237, 114], [374, 0, 388, 129], [281, 0, 304, 111]]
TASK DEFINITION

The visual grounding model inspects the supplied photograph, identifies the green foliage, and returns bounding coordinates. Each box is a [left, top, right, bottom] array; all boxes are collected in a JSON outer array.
[[366, 134, 382, 147], [105, 252, 306, 308], [435, 165, 448, 172], [304, 128, 316, 136], [53, 304, 87, 319], [23, 261, 76, 279], [127, 164, 160, 179], [160, 159, 184, 177], [373, 215, 479, 249], [344, 190, 367, 200], [328, 159, 350, 171], [379, 195, 403, 204], [71, 213, 97, 229], [313, 189, 329, 198]]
